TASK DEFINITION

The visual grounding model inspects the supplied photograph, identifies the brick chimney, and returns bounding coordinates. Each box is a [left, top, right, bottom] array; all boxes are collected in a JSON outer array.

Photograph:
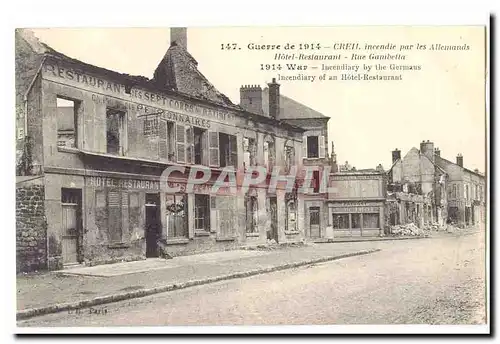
[[268, 78, 280, 120], [456, 153, 463, 167], [434, 147, 441, 157], [420, 140, 435, 162], [392, 148, 401, 163], [170, 27, 187, 49], [240, 85, 263, 114]]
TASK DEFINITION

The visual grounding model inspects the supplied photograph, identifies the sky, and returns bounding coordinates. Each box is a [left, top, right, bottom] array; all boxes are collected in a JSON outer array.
[[31, 26, 487, 172]]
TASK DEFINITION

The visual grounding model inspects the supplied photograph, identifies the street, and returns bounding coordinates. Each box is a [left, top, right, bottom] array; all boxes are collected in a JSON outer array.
[[18, 232, 486, 326]]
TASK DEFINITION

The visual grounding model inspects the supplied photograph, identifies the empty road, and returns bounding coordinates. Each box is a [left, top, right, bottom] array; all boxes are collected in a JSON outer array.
[[18, 231, 486, 326]]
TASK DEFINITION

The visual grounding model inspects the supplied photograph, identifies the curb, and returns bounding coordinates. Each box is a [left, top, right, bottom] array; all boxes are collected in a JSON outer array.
[[314, 236, 428, 244], [16, 248, 380, 321]]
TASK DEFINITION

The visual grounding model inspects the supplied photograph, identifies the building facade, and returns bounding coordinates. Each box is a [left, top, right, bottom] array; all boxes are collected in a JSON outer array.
[[434, 152, 486, 227], [15, 28, 307, 272], [386, 140, 485, 228], [326, 172, 386, 238], [240, 84, 333, 240]]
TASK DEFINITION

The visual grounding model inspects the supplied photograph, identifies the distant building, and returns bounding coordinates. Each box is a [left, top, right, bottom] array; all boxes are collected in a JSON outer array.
[[386, 140, 485, 228]]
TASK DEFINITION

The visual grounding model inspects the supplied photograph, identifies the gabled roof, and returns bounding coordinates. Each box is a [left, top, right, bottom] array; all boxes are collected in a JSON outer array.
[[434, 155, 485, 178], [153, 42, 237, 108], [261, 87, 328, 120], [386, 147, 447, 175]]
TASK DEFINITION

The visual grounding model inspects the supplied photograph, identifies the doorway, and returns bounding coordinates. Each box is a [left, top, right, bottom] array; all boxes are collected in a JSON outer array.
[[309, 207, 321, 238], [61, 188, 82, 265], [268, 196, 278, 243], [145, 193, 161, 258]]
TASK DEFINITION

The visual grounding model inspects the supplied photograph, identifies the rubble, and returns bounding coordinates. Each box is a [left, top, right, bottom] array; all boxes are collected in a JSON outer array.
[[389, 223, 429, 237]]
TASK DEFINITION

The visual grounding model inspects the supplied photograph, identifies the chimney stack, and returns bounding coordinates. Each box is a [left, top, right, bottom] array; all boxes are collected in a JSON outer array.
[[268, 78, 280, 120], [456, 153, 463, 167], [392, 148, 401, 163], [170, 27, 187, 49], [240, 85, 263, 114], [434, 147, 441, 157], [419, 140, 435, 162]]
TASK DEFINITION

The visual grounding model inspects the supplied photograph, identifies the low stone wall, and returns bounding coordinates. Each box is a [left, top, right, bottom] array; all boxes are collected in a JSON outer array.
[[16, 179, 47, 273]]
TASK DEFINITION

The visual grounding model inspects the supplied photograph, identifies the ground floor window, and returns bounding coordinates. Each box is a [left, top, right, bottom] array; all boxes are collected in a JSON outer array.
[[165, 194, 188, 238], [213, 196, 237, 238], [194, 194, 210, 231], [246, 195, 258, 233], [351, 213, 361, 228], [363, 213, 380, 228], [285, 198, 297, 232], [332, 214, 349, 229]]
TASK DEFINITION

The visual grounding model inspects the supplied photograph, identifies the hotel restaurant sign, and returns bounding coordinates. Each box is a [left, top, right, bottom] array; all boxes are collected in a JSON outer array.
[[42, 63, 236, 126]]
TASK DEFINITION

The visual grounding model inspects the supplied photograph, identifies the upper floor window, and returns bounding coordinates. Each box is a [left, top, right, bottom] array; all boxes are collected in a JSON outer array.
[[243, 137, 257, 170], [263, 136, 276, 171], [106, 108, 127, 155], [303, 135, 325, 159], [57, 96, 81, 149], [284, 143, 295, 173], [218, 133, 238, 168]]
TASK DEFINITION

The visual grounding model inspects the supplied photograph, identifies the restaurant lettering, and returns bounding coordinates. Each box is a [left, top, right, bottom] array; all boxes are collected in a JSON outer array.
[[43, 64, 235, 123], [88, 176, 160, 190]]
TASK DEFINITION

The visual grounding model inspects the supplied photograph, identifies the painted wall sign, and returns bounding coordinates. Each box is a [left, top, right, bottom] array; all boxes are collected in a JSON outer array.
[[330, 175, 384, 181], [43, 63, 235, 124], [88, 176, 160, 190], [331, 201, 382, 207], [331, 206, 380, 213]]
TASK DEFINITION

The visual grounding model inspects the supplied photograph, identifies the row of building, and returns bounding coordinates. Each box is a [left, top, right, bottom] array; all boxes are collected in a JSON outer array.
[[15, 28, 487, 272]]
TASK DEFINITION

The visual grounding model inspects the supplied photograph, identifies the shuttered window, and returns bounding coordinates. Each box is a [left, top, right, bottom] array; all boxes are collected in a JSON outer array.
[[318, 135, 325, 158], [185, 126, 194, 164], [158, 120, 167, 160], [214, 196, 236, 238], [176, 124, 186, 163], [208, 131, 220, 167]]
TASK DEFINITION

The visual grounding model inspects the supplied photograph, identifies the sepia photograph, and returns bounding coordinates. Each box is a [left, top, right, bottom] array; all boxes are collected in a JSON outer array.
[[10, 6, 490, 336]]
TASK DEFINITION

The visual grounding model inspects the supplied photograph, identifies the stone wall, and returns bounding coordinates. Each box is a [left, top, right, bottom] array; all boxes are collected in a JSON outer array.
[[16, 180, 47, 273]]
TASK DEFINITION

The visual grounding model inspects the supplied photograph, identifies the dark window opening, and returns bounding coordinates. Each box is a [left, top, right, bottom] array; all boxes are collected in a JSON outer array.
[[194, 127, 206, 165], [310, 207, 321, 225], [307, 136, 319, 158], [332, 214, 349, 229], [106, 108, 126, 155], [195, 194, 210, 231], [57, 97, 80, 148], [312, 170, 320, 193], [351, 214, 361, 228], [246, 195, 258, 233], [219, 133, 238, 168]]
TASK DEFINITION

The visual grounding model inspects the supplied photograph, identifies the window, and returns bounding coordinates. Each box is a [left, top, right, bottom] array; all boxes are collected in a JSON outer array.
[[193, 127, 207, 165], [243, 137, 257, 170], [214, 196, 236, 238], [303, 135, 325, 159], [263, 137, 275, 171], [219, 133, 238, 168], [332, 214, 349, 229], [284, 144, 295, 173], [57, 97, 80, 148], [285, 198, 297, 232], [106, 108, 126, 155], [465, 184, 469, 200], [363, 213, 380, 229], [312, 171, 320, 193], [194, 194, 210, 231], [351, 214, 361, 228], [246, 195, 258, 233], [307, 136, 319, 158], [165, 194, 188, 238], [95, 189, 128, 243]]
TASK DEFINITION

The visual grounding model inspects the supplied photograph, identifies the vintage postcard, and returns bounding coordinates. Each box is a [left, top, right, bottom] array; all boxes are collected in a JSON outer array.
[[14, 23, 489, 334]]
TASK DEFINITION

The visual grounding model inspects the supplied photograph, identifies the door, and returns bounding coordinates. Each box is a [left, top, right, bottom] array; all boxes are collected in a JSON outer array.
[[145, 193, 161, 258], [309, 207, 321, 238], [61, 189, 82, 265], [269, 196, 278, 243]]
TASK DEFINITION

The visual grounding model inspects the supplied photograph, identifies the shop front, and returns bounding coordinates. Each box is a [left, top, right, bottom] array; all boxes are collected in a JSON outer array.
[[327, 201, 384, 238]]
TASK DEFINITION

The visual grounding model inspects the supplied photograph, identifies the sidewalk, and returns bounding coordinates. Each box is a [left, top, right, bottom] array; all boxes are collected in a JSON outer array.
[[17, 242, 382, 319]]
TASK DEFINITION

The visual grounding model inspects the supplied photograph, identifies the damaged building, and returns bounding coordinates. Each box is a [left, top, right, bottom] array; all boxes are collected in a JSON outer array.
[[15, 28, 307, 272], [239, 83, 335, 240], [386, 140, 485, 229]]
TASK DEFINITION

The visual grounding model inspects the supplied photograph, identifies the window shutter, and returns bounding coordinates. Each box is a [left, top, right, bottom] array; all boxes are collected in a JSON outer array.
[[208, 131, 220, 167], [210, 196, 218, 233], [185, 126, 194, 164], [230, 135, 238, 167], [318, 135, 325, 158], [159, 120, 167, 160], [176, 124, 186, 163], [302, 135, 308, 159]]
